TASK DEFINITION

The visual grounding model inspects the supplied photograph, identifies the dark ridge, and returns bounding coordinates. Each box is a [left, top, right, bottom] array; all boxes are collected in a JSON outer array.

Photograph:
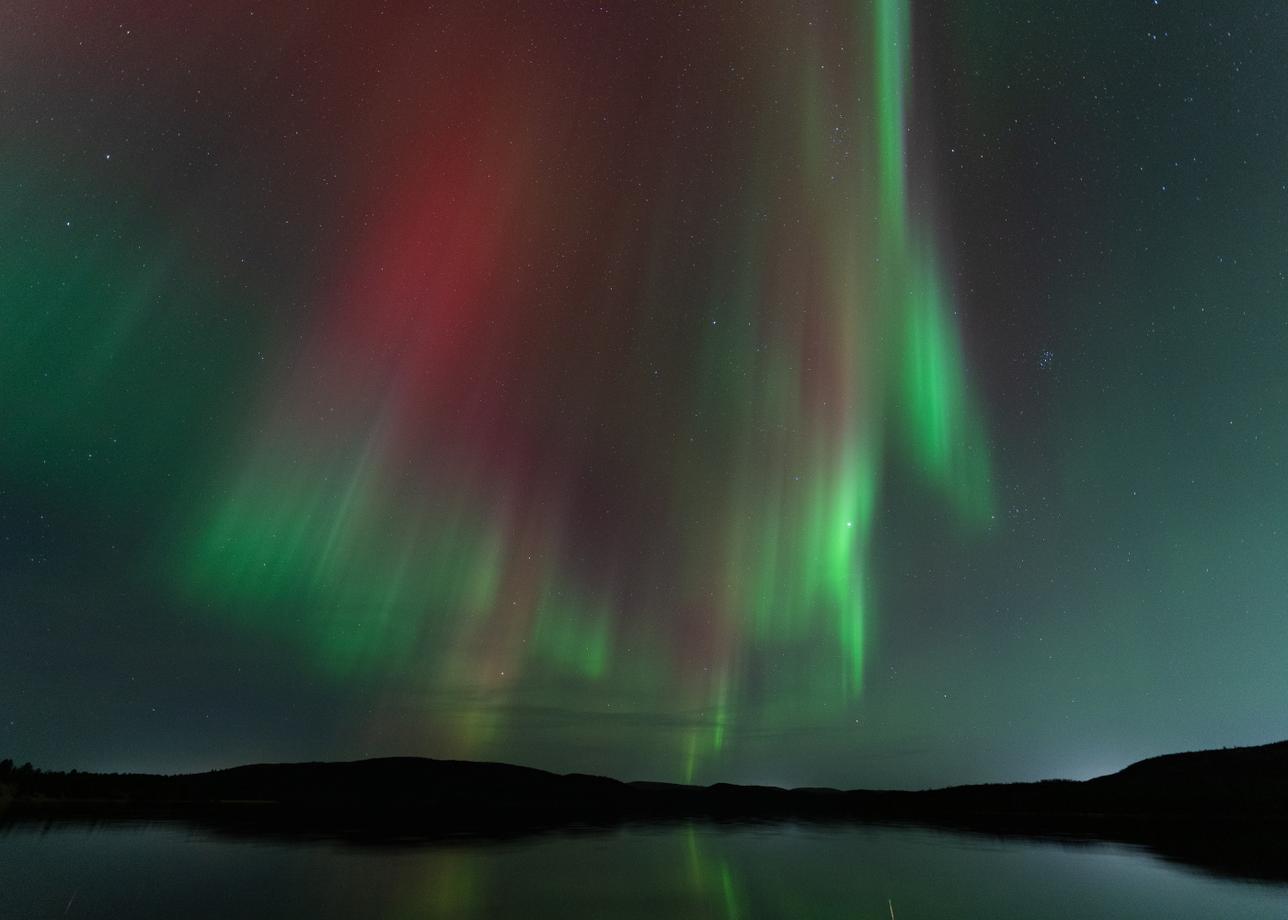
[[3, 739, 1288, 828], [5, 743, 1288, 884]]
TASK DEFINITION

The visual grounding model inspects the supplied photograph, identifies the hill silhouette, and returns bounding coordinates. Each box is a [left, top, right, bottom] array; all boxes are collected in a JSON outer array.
[[4, 739, 1288, 828]]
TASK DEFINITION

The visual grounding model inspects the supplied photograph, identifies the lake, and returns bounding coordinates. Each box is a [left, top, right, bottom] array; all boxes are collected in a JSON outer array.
[[2, 820, 1287, 918]]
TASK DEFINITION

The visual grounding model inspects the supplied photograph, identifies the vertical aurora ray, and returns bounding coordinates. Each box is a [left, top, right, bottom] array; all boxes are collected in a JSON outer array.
[[144, 0, 994, 778], [10, 0, 1288, 796], [875, 0, 994, 522]]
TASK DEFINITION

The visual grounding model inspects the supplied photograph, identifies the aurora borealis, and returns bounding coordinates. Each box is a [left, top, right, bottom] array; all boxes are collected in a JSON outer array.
[[5, 1, 1288, 788]]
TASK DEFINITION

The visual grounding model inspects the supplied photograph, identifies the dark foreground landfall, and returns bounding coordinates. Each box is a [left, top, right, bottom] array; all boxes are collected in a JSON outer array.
[[7, 737, 1288, 881], [3, 741, 1288, 883], [6, 739, 1288, 824]]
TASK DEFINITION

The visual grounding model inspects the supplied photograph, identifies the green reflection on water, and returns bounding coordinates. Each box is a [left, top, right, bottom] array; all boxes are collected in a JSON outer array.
[[3, 822, 1288, 919]]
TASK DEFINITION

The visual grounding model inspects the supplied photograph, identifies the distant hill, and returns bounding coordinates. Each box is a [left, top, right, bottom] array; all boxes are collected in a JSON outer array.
[[1084, 740, 1288, 813], [900, 739, 1288, 819], [4, 740, 1288, 829]]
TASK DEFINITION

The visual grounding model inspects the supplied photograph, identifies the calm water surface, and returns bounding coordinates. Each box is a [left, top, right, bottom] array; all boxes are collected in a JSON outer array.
[[2, 821, 1286, 918]]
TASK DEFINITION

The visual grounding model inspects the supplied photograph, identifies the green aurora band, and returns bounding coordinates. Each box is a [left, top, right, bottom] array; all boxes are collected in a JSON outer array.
[[1, 0, 991, 780], [180, 0, 992, 777]]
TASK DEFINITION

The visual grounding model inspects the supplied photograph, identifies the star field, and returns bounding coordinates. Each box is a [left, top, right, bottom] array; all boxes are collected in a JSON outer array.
[[3, 0, 1287, 788]]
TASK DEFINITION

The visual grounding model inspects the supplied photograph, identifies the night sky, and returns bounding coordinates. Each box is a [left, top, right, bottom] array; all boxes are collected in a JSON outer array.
[[4, 1, 1287, 790]]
